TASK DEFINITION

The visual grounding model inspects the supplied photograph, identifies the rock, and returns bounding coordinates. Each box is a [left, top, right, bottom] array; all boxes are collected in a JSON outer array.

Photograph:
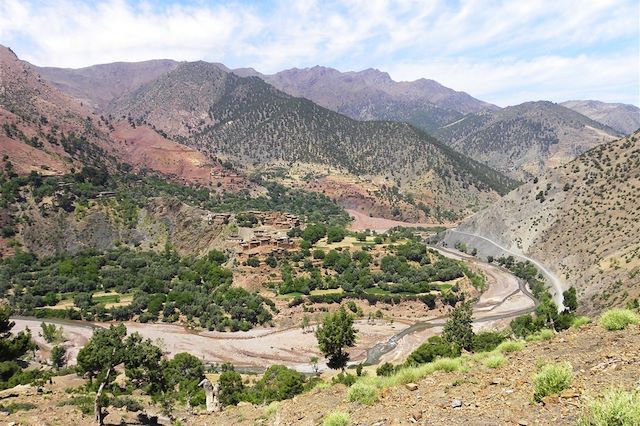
[[411, 411, 422, 421], [452, 399, 462, 408], [518, 419, 528, 425], [542, 395, 559, 405], [491, 378, 503, 385], [559, 389, 580, 398], [405, 383, 419, 391], [8, 422, 16, 426]]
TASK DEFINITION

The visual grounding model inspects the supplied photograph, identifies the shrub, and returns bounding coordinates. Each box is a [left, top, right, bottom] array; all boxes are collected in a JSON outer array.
[[246, 256, 260, 267], [346, 382, 378, 405], [495, 341, 525, 354], [432, 357, 462, 373], [406, 336, 460, 366], [244, 365, 306, 404], [578, 388, 640, 426], [482, 354, 506, 369], [376, 362, 395, 377], [525, 329, 555, 342], [0, 402, 36, 414], [332, 373, 356, 387], [533, 362, 573, 402], [599, 309, 639, 331], [323, 411, 350, 426], [263, 401, 279, 418], [571, 316, 591, 328], [472, 331, 506, 352]]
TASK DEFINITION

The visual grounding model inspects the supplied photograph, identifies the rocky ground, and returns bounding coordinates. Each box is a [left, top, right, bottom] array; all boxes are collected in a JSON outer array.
[[199, 323, 640, 426]]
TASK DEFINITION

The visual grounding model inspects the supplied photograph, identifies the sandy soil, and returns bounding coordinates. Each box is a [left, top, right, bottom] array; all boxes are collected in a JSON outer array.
[[346, 209, 448, 232]]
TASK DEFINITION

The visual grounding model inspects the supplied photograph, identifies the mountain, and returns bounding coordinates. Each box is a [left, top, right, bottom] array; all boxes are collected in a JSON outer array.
[[0, 45, 224, 186], [561, 100, 640, 135], [434, 101, 621, 180], [233, 65, 496, 132], [110, 61, 517, 220], [454, 131, 640, 313]]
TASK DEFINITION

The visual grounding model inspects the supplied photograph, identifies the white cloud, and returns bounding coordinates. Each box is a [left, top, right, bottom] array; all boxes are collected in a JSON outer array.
[[386, 52, 640, 106], [0, 0, 638, 105]]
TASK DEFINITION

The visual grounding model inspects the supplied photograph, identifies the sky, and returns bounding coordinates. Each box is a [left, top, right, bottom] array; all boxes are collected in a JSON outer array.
[[0, 0, 638, 107]]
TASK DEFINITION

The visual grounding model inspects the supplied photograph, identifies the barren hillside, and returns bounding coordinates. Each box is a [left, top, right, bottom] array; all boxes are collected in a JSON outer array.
[[561, 100, 640, 135], [458, 131, 640, 313]]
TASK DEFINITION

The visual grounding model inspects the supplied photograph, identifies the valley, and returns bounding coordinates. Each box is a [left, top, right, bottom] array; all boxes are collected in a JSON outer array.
[[11, 243, 534, 372], [0, 8, 639, 423]]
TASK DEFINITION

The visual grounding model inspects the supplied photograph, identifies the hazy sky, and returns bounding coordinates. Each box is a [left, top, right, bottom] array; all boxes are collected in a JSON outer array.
[[1, 0, 638, 106]]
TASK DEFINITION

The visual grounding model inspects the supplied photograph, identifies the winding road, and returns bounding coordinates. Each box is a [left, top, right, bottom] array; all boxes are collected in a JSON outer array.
[[443, 229, 565, 309]]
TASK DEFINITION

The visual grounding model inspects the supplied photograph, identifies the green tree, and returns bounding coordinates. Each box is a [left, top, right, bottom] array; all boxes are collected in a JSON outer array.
[[40, 322, 64, 344], [442, 301, 474, 351], [0, 306, 35, 387], [302, 223, 327, 244], [563, 287, 578, 312], [326, 226, 346, 243], [315, 307, 357, 370], [218, 368, 244, 406], [50, 345, 66, 368], [76, 324, 162, 425], [162, 352, 205, 406]]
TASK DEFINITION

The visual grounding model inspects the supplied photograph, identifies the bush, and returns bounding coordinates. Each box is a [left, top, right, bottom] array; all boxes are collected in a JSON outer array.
[[0, 402, 37, 414], [495, 341, 525, 354], [533, 362, 573, 402], [578, 388, 640, 426], [525, 329, 555, 342], [431, 357, 462, 373], [599, 309, 639, 331], [323, 411, 350, 426], [472, 331, 506, 352], [244, 365, 306, 404], [482, 354, 506, 369], [346, 382, 378, 405], [246, 256, 260, 267], [406, 336, 460, 366], [332, 373, 356, 387], [376, 362, 395, 377], [571, 316, 591, 328]]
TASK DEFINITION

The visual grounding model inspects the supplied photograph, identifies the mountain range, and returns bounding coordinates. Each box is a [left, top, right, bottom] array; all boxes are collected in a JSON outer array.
[[34, 58, 637, 184], [2, 46, 515, 224]]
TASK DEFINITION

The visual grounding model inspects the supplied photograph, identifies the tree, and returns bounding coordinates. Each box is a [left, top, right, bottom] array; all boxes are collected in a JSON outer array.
[[0, 305, 35, 387], [77, 324, 162, 425], [326, 226, 346, 243], [50, 345, 66, 368], [562, 287, 578, 312], [315, 307, 357, 370], [302, 223, 326, 244], [300, 315, 310, 333], [442, 301, 474, 351], [218, 368, 244, 406], [40, 322, 64, 343], [162, 352, 205, 406]]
